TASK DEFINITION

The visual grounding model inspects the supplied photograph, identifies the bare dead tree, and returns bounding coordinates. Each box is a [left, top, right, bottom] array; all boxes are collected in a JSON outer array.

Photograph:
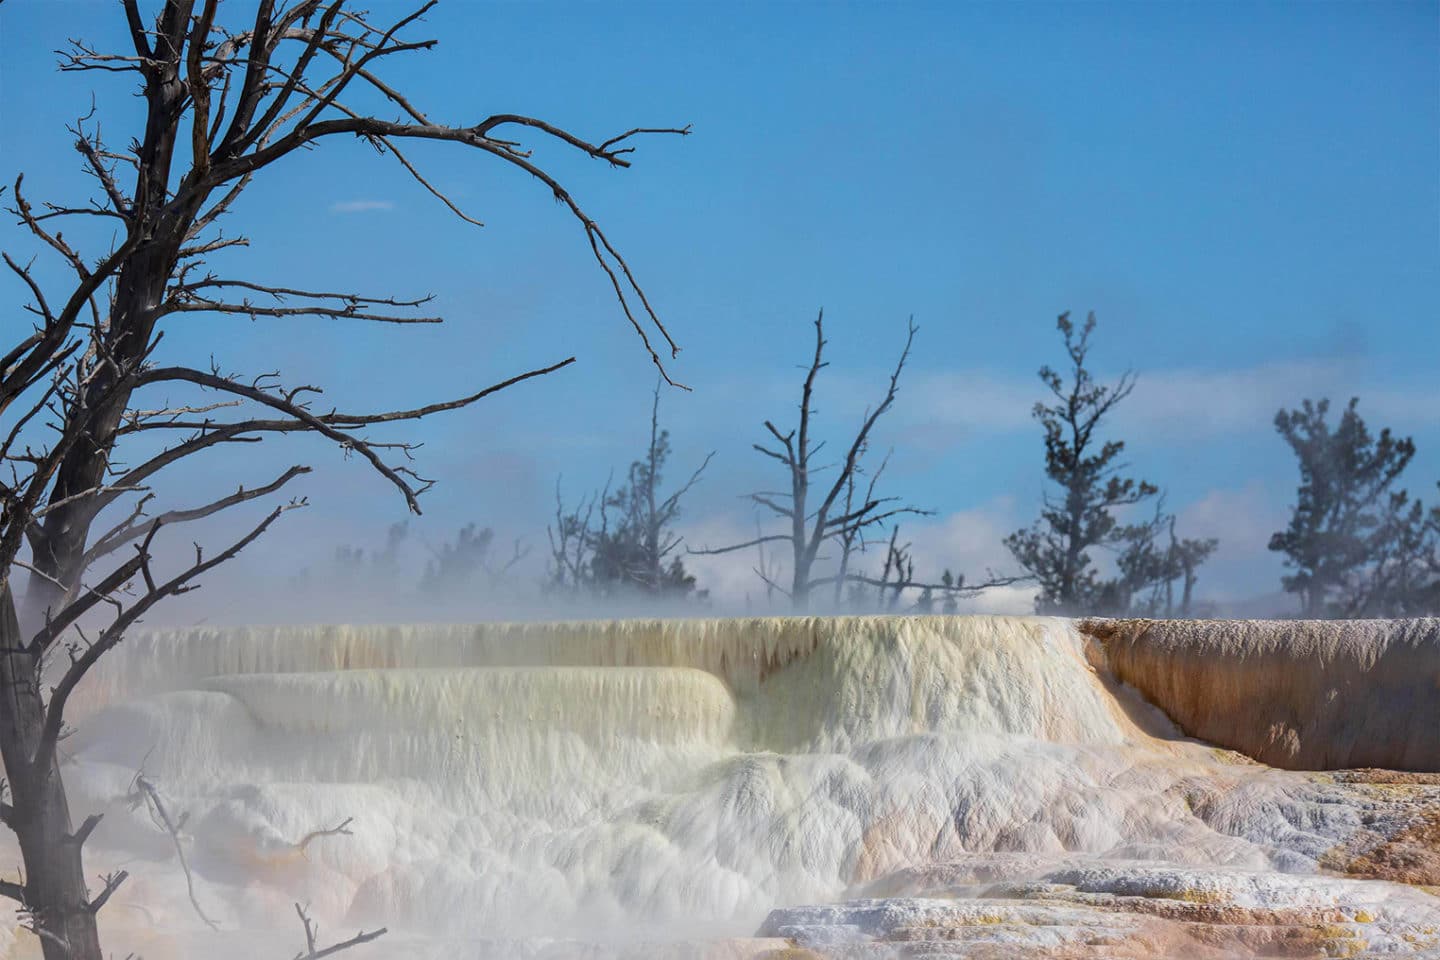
[[691, 310, 930, 610], [128, 773, 218, 930], [546, 477, 604, 593], [843, 522, 1027, 612], [129, 762, 381, 954], [689, 311, 1025, 612], [832, 443, 889, 606], [0, 3, 688, 957], [876, 525, 913, 611], [484, 538, 531, 589], [752, 518, 785, 609], [417, 523, 529, 596]]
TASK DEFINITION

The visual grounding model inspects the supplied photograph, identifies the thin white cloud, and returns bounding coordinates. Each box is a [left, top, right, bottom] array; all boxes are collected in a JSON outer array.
[[1177, 482, 1283, 558], [329, 199, 395, 214], [955, 583, 1038, 615], [902, 496, 1024, 581], [898, 359, 1440, 441], [1172, 482, 1293, 607], [902, 372, 1037, 436], [1119, 361, 1440, 440]]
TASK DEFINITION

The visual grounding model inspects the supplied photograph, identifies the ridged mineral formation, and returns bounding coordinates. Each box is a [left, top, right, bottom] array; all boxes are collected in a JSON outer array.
[[6, 615, 1432, 959], [1084, 617, 1440, 772]]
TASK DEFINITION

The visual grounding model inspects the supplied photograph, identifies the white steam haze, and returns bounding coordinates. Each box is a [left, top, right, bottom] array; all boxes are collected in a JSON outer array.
[[117, 349, 1440, 627]]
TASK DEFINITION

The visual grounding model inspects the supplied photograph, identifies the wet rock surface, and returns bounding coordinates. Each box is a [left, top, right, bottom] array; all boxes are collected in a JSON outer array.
[[761, 858, 1440, 958]]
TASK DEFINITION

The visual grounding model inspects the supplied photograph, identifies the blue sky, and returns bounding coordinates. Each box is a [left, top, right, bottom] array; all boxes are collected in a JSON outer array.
[[1, 0, 1437, 615]]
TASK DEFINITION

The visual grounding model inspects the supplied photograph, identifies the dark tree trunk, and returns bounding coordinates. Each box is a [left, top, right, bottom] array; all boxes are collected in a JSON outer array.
[[0, 585, 102, 960], [1, 9, 682, 956], [26, 227, 191, 608], [25, 57, 192, 610]]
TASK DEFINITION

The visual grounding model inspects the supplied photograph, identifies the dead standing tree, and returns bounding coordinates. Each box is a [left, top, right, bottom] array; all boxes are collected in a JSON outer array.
[[693, 313, 1027, 612], [0, 2, 687, 957], [691, 311, 928, 610]]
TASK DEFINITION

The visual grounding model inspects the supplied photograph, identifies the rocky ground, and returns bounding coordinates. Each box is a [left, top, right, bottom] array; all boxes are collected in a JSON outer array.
[[746, 769, 1440, 959]]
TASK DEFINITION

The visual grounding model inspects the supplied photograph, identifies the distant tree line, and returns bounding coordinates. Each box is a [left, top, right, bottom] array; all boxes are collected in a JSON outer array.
[[324, 520, 529, 599], [328, 311, 1439, 621], [1002, 312, 1440, 619]]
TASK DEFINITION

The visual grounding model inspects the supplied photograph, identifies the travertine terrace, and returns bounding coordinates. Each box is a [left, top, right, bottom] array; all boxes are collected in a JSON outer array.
[[11, 615, 1436, 959]]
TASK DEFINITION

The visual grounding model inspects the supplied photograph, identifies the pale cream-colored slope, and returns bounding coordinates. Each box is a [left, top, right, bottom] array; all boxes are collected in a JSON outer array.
[[71, 617, 1164, 747]]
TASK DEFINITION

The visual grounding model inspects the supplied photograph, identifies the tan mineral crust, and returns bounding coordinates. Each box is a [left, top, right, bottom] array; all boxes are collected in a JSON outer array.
[[3, 616, 1436, 958], [1086, 618, 1440, 772]]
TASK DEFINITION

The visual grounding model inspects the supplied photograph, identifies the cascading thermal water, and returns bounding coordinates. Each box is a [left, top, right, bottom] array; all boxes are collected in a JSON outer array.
[[9, 616, 1440, 959]]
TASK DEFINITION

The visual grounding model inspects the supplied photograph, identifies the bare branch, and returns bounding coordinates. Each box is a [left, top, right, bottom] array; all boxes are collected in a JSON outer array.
[[37, 505, 297, 777], [807, 317, 917, 551], [688, 534, 792, 556], [747, 493, 794, 518], [294, 817, 352, 857], [165, 296, 440, 325], [133, 358, 572, 513], [165, 279, 442, 324], [73, 124, 132, 217], [86, 465, 311, 565], [28, 550, 147, 654], [703, 312, 922, 608], [212, 113, 687, 383], [87, 869, 129, 914], [752, 564, 791, 600], [130, 775, 218, 930], [292, 902, 386, 959]]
